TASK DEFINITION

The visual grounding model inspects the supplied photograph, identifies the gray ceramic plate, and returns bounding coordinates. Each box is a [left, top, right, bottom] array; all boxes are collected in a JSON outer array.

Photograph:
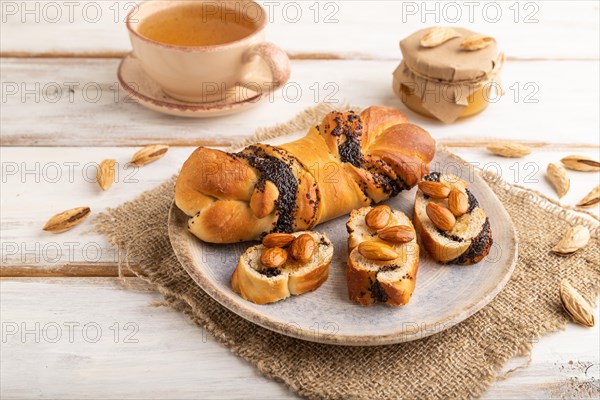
[[168, 150, 518, 346]]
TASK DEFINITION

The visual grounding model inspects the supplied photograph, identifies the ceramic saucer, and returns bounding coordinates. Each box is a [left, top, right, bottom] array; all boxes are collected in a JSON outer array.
[[117, 53, 271, 118]]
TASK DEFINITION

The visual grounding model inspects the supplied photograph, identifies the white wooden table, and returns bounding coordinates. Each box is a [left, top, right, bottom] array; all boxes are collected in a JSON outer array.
[[1, 1, 599, 398]]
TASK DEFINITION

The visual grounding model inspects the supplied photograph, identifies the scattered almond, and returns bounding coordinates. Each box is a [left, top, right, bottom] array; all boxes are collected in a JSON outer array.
[[250, 181, 279, 219], [418, 181, 450, 199], [262, 233, 295, 248], [547, 163, 570, 198], [486, 142, 531, 158], [96, 159, 116, 191], [378, 225, 415, 244], [551, 225, 590, 255], [426, 203, 456, 231], [460, 34, 495, 51], [365, 205, 391, 230], [357, 241, 398, 261], [43, 207, 91, 233], [289, 234, 316, 262], [260, 247, 288, 268], [130, 144, 169, 166], [560, 155, 600, 172], [448, 189, 469, 217], [420, 27, 461, 48], [560, 279, 595, 327], [576, 186, 600, 208]]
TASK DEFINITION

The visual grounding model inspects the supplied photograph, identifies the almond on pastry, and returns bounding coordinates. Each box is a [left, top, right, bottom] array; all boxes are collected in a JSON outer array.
[[346, 207, 419, 306], [413, 172, 492, 265], [231, 231, 333, 305]]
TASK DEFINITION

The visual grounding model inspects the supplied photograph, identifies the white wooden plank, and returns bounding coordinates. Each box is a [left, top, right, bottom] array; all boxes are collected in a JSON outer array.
[[1, 1, 598, 60], [1, 58, 599, 147], [2, 146, 598, 270], [1, 146, 190, 270], [0, 278, 293, 399], [0, 278, 598, 399]]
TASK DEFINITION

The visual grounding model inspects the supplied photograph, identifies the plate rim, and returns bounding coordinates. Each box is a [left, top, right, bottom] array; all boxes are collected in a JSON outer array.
[[168, 150, 518, 346]]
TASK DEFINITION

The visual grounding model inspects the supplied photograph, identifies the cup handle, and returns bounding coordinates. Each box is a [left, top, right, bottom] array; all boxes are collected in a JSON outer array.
[[239, 42, 291, 93]]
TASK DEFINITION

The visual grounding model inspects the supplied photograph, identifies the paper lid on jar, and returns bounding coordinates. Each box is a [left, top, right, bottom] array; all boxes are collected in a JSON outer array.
[[400, 27, 499, 82], [393, 27, 504, 123]]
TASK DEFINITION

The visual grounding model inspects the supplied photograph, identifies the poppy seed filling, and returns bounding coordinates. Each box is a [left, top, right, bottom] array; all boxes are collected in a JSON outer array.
[[423, 172, 491, 263], [236, 146, 298, 233], [259, 268, 281, 277], [327, 112, 412, 202], [368, 277, 389, 303], [449, 218, 492, 264]]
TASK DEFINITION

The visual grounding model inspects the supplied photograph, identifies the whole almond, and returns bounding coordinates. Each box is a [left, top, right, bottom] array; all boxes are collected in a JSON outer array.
[[43, 207, 91, 233], [448, 189, 469, 217], [131, 144, 169, 166], [97, 159, 116, 191], [460, 34, 495, 51], [418, 181, 450, 199], [576, 186, 600, 208], [378, 225, 415, 244], [358, 241, 398, 261], [250, 181, 279, 219], [486, 142, 531, 158], [365, 205, 391, 230], [560, 279, 595, 327], [289, 233, 316, 262], [547, 163, 570, 198], [560, 155, 600, 172], [262, 232, 295, 248], [426, 203, 456, 231], [420, 27, 461, 48], [260, 247, 288, 268], [552, 225, 590, 255]]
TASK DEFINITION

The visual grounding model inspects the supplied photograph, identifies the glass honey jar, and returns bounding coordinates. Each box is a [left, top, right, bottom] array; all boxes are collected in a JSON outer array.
[[393, 27, 503, 124]]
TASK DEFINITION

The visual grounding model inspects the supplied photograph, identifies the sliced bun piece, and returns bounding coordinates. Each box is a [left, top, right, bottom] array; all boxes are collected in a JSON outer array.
[[413, 172, 492, 265], [346, 207, 419, 306], [231, 231, 333, 304]]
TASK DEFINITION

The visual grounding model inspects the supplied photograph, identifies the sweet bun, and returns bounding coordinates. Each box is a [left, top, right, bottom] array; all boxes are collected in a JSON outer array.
[[413, 173, 492, 264], [346, 206, 419, 306], [231, 231, 333, 304], [175, 106, 436, 243]]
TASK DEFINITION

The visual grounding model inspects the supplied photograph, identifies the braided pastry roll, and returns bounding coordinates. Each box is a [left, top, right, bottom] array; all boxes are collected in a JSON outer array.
[[175, 106, 436, 243]]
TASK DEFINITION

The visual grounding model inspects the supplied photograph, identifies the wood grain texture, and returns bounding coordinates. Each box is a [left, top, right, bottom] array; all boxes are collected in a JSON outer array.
[[1, 58, 599, 147], [168, 150, 518, 345], [2, 1, 599, 397], [0, 146, 191, 271], [1, 278, 598, 399], [1, 263, 141, 277], [2, 146, 598, 274], [1, 1, 598, 60], [0, 277, 293, 399]]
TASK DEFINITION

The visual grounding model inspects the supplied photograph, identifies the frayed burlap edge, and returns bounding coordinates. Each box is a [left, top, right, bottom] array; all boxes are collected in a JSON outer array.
[[94, 104, 599, 400], [227, 102, 357, 152]]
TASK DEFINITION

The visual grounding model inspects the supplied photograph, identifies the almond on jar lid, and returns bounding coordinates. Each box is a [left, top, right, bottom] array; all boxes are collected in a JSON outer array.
[[394, 27, 503, 124]]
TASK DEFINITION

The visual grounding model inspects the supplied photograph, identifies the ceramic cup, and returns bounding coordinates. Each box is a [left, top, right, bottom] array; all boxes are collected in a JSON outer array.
[[126, 0, 290, 103]]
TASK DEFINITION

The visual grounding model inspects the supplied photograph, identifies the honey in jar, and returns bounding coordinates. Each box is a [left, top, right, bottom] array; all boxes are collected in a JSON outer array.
[[393, 27, 503, 124]]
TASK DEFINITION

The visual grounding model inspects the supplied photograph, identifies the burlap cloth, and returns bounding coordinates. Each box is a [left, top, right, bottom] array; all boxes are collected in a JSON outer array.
[[95, 105, 599, 400]]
